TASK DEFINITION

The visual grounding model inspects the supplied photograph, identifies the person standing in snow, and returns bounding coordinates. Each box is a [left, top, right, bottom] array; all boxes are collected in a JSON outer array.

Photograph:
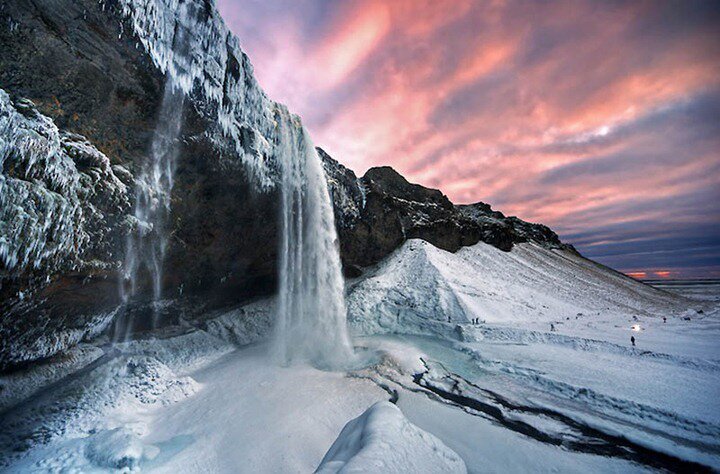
[[631, 335, 636, 347], [663, 317, 667, 323], [550, 323, 555, 332]]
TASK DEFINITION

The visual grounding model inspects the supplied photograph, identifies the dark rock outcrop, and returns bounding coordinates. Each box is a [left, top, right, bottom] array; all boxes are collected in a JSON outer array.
[[320, 150, 573, 270], [0, 0, 285, 369]]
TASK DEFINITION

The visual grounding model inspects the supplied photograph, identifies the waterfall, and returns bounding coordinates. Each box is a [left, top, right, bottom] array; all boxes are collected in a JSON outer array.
[[118, 80, 184, 337], [272, 108, 355, 369]]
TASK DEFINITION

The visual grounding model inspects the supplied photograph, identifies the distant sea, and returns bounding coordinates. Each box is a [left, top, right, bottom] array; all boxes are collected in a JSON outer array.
[[644, 279, 720, 302]]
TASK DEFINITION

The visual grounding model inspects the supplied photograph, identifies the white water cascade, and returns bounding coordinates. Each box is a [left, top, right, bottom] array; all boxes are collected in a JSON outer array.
[[272, 108, 356, 369], [119, 80, 184, 335]]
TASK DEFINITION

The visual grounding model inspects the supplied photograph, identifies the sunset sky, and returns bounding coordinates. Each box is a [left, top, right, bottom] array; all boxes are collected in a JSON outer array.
[[217, 0, 720, 279]]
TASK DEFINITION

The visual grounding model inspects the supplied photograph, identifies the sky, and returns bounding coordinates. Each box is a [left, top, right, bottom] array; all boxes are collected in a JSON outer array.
[[217, 0, 720, 279]]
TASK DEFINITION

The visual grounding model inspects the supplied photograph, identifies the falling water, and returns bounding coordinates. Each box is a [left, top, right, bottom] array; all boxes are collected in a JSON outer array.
[[118, 79, 184, 338], [272, 108, 355, 369]]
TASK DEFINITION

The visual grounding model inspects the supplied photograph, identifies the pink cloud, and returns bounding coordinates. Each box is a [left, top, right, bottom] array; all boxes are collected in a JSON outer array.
[[217, 0, 720, 276]]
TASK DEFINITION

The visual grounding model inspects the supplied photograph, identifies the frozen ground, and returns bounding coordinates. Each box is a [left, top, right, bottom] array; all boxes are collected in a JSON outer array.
[[1, 241, 718, 472]]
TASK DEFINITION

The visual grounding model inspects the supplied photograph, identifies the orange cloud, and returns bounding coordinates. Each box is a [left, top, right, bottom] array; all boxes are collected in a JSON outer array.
[[454, 41, 517, 86]]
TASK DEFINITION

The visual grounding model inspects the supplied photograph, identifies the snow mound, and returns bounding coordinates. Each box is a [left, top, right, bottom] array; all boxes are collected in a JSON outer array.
[[118, 328, 235, 375], [85, 427, 158, 470], [348, 239, 689, 336], [0, 353, 198, 468], [316, 401, 466, 474], [202, 298, 273, 346]]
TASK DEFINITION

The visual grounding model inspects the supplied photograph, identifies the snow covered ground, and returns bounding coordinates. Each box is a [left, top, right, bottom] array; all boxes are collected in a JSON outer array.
[[648, 279, 720, 303], [1, 240, 718, 472]]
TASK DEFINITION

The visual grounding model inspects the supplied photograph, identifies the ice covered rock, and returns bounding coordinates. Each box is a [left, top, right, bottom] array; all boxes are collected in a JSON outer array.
[[0, 89, 129, 277], [320, 148, 364, 232], [113, 0, 280, 187], [85, 427, 156, 470], [0, 89, 131, 369], [316, 401, 466, 474]]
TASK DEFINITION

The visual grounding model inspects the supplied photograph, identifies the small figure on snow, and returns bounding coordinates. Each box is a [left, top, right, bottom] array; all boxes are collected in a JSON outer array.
[[550, 323, 555, 332], [663, 316, 666, 323], [631, 336, 636, 347]]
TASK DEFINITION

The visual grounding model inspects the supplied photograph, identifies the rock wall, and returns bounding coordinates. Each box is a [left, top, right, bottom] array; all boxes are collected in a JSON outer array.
[[0, 0, 286, 369], [320, 150, 573, 273]]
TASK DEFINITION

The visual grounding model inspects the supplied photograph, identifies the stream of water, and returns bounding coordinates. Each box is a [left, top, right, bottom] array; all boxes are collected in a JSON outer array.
[[117, 80, 184, 340], [272, 107, 355, 369]]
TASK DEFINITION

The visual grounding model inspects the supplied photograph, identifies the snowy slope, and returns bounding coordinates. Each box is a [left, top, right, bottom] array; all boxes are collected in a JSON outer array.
[[342, 240, 720, 469], [348, 239, 692, 336]]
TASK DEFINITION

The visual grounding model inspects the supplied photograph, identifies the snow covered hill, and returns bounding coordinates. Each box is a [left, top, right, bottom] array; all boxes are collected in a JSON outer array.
[[348, 239, 692, 336]]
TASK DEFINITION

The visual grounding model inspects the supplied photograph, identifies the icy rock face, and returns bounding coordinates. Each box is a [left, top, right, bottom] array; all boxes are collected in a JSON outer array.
[[0, 90, 131, 369], [319, 147, 364, 230], [0, 90, 129, 277], [113, 0, 278, 188], [316, 401, 467, 474]]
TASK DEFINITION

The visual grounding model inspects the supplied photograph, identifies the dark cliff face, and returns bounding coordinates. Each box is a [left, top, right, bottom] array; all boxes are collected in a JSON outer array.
[[320, 149, 573, 272], [0, 0, 573, 370], [0, 0, 282, 305], [0, 0, 284, 369]]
